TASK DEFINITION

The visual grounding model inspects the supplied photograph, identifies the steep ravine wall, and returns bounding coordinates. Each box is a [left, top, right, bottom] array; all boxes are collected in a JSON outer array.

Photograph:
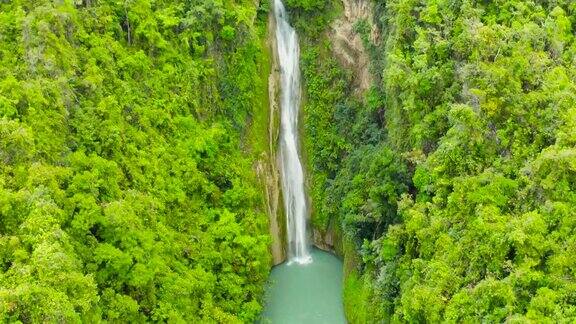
[[310, 0, 377, 255], [296, 1, 379, 321], [258, 9, 286, 266]]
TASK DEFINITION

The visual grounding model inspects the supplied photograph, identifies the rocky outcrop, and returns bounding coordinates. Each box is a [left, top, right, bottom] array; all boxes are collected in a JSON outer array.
[[313, 216, 344, 256], [313, 227, 336, 252], [330, 0, 378, 96]]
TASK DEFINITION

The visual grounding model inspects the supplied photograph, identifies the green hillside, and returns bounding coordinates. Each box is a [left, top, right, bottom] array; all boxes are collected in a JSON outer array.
[[0, 0, 271, 322]]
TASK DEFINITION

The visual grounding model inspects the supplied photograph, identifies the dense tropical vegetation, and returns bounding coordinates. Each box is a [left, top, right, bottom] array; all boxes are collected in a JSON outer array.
[[3, 0, 576, 322], [0, 0, 272, 322], [288, 0, 576, 322]]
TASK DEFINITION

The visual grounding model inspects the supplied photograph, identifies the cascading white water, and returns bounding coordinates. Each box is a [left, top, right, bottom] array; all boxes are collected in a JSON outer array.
[[274, 0, 312, 265]]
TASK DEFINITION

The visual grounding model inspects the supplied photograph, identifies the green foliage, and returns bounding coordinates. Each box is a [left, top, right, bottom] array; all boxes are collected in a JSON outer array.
[[283, 0, 339, 37], [295, 0, 576, 322], [0, 0, 271, 322], [285, 0, 323, 11]]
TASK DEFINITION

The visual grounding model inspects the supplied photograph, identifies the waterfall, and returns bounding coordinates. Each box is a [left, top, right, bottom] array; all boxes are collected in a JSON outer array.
[[274, 0, 312, 265]]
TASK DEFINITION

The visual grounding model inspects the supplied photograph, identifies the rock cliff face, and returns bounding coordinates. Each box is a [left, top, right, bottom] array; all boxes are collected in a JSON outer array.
[[261, 10, 286, 266], [330, 0, 377, 96], [313, 220, 343, 256]]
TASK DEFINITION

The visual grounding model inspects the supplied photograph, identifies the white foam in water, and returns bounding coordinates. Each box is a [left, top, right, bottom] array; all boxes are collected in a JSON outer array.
[[274, 0, 312, 265]]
